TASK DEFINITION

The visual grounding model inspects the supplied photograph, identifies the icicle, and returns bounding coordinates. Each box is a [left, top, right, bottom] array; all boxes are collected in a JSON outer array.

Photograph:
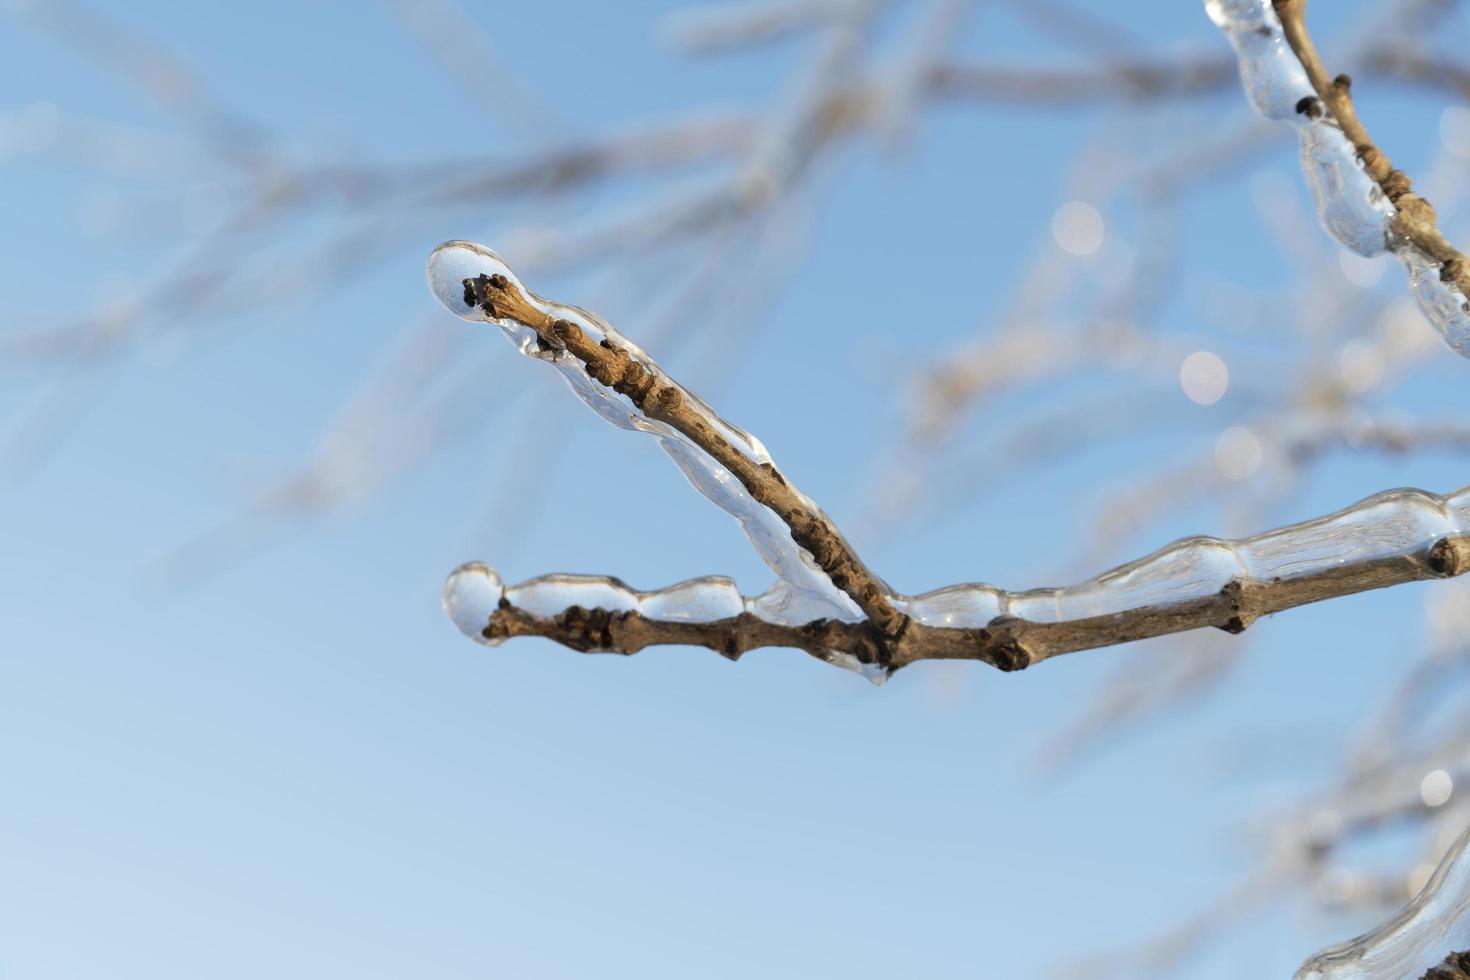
[[1206, 0, 1470, 357], [1296, 821, 1470, 979]]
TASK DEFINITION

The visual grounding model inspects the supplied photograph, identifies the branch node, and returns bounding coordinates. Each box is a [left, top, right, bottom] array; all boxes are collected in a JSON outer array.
[[1428, 538, 1469, 578], [1218, 615, 1249, 635], [991, 641, 1031, 672], [1382, 168, 1414, 202], [980, 618, 1035, 671]]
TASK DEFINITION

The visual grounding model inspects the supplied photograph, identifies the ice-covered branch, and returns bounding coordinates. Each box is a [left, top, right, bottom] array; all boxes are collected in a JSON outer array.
[[444, 483, 1470, 677], [1273, 0, 1470, 294], [444, 565, 891, 669], [430, 241, 904, 639], [1297, 821, 1470, 979], [429, 241, 1470, 678], [1208, 0, 1470, 357]]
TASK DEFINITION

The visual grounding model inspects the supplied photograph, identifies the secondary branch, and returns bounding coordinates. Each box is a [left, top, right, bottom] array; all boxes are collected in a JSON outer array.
[[1274, 0, 1470, 298]]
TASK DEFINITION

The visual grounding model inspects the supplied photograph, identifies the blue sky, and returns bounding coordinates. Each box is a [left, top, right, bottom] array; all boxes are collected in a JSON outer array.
[[3, 1, 1469, 977]]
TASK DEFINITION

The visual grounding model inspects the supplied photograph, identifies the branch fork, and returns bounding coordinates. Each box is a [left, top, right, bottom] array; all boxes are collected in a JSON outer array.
[[434, 248, 1470, 677]]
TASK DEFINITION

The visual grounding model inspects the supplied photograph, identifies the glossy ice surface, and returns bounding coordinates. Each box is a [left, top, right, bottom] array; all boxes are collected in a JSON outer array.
[[429, 241, 863, 630], [1207, 0, 1470, 356], [1296, 822, 1470, 979], [433, 243, 1468, 680]]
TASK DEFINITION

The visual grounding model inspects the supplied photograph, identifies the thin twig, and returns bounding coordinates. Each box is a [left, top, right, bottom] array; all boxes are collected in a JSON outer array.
[[461, 272, 909, 643], [1274, 0, 1470, 297]]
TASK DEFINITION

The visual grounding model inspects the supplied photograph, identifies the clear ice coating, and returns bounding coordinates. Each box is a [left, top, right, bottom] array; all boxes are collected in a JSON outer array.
[[427, 241, 863, 631], [441, 482, 1470, 668], [1206, 0, 1470, 357], [1403, 249, 1470, 358], [431, 242, 1469, 678], [439, 565, 891, 684], [1295, 820, 1470, 979]]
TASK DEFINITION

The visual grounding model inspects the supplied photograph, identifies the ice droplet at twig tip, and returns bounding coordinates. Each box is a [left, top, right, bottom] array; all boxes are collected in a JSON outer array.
[[443, 561, 505, 646]]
